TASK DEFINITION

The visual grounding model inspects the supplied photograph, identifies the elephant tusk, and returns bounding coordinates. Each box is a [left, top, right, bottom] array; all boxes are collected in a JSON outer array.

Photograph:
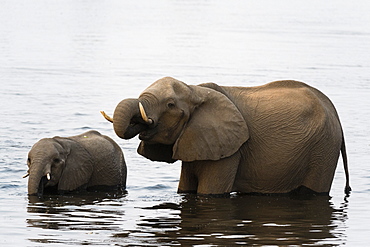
[[100, 111, 113, 123], [139, 102, 153, 125], [22, 173, 29, 178], [46, 173, 51, 180]]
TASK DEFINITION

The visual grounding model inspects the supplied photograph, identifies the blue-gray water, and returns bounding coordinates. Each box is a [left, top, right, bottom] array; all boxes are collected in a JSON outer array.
[[1, 1, 370, 246]]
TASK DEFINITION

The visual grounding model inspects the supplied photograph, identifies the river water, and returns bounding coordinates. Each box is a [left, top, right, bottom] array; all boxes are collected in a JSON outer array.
[[1, 1, 370, 246]]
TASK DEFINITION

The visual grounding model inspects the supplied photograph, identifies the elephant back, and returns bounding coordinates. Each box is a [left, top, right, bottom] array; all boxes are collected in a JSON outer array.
[[68, 130, 126, 188]]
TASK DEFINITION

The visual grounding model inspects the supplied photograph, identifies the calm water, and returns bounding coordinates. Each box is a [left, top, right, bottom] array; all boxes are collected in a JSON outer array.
[[1, 1, 370, 246]]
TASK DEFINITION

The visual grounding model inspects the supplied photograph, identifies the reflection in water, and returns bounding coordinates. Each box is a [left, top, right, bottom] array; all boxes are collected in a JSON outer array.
[[115, 195, 348, 246], [23, 190, 349, 245], [27, 191, 127, 240], [26, 193, 349, 245], [171, 195, 348, 246]]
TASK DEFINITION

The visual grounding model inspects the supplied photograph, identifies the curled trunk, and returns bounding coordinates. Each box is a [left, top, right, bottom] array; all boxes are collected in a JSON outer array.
[[113, 98, 148, 139]]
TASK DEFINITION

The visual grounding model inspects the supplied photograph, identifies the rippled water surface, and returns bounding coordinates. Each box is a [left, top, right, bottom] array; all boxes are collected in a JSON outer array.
[[1, 1, 370, 246]]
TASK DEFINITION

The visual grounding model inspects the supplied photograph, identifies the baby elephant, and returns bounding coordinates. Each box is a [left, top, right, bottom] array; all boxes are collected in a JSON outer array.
[[24, 130, 127, 196]]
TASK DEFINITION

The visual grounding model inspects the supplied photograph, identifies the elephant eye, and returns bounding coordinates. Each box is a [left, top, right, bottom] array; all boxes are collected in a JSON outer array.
[[53, 158, 61, 163], [167, 102, 175, 108]]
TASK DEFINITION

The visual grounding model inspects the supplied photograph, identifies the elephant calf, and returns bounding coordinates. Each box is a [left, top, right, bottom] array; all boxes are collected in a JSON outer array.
[[24, 130, 127, 196]]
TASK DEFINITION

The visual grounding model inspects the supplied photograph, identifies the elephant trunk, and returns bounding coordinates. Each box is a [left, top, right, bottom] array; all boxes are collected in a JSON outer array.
[[27, 161, 51, 196], [113, 98, 149, 139], [28, 169, 45, 196], [28, 174, 41, 196]]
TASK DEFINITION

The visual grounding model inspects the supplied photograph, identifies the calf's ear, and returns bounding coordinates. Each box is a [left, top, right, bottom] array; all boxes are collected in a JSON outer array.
[[56, 139, 94, 192]]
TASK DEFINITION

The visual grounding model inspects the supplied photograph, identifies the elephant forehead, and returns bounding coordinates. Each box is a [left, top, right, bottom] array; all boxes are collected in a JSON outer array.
[[30, 139, 60, 157], [31, 139, 51, 151], [143, 77, 191, 98]]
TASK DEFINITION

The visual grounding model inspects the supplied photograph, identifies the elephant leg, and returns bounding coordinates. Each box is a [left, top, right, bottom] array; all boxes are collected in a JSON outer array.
[[178, 163, 198, 194], [179, 152, 241, 195], [302, 140, 341, 194]]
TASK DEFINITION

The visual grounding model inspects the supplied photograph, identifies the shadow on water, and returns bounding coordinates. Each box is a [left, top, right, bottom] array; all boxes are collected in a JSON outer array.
[[26, 192, 349, 246]]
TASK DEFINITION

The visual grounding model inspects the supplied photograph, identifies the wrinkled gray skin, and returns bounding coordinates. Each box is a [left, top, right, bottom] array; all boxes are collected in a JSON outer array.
[[25, 130, 127, 196], [103, 77, 351, 196]]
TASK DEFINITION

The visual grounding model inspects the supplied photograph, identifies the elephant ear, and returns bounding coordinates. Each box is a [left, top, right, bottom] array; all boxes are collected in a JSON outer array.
[[56, 139, 94, 192], [173, 85, 249, 162]]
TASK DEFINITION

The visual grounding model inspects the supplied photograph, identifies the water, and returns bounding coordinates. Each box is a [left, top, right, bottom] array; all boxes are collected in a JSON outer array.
[[1, 0, 370, 246]]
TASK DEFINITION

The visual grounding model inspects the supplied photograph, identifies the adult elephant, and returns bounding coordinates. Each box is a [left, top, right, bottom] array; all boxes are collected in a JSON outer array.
[[24, 130, 127, 196], [101, 77, 351, 195]]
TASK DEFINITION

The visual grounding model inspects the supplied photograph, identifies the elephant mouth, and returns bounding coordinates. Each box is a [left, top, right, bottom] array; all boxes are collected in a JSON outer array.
[[124, 116, 157, 141], [139, 127, 158, 141], [34, 175, 58, 196], [29, 175, 49, 197]]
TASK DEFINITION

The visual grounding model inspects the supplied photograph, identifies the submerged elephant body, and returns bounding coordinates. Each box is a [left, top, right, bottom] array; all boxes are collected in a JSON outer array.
[[102, 77, 350, 195], [26, 130, 127, 196]]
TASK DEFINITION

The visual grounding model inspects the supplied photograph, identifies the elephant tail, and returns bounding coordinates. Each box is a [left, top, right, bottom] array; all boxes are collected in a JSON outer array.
[[341, 135, 351, 195]]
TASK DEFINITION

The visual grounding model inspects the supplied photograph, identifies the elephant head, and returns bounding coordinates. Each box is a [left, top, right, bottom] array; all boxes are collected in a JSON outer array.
[[25, 137, 93, 196], [102, 77, 249, 163]]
